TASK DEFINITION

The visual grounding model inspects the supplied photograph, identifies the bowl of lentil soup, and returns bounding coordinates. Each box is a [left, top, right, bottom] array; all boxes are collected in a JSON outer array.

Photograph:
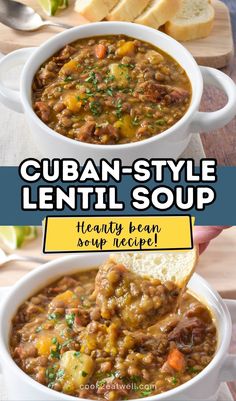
[[0, 22, 236, 163], [31, 35, 192, 146], [0, 253, 236, 401]]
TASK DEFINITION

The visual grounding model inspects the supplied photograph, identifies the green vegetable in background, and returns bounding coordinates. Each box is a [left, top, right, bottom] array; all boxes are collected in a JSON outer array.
[[37, 0, 68, 16], [0, 226, 38, 251]]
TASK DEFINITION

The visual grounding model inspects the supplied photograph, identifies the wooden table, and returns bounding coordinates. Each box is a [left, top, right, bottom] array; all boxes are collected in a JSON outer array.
[[201, 0, 236, 165]]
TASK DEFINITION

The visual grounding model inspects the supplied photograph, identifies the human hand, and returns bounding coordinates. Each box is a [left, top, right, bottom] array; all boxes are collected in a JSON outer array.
[[193, 226, 231, 255]]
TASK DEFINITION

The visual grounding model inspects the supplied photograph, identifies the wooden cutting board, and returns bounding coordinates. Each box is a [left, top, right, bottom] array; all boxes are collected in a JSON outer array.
[[0, 0, 234, 68]]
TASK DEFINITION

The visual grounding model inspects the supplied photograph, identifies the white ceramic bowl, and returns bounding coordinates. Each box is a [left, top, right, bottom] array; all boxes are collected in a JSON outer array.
[[0, 253, 236, 401], [0, 22, 236, 164]]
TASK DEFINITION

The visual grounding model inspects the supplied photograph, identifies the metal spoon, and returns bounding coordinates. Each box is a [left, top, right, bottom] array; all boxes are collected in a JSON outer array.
[[0, 248, 48, 266], [0, 0, 73, 31]]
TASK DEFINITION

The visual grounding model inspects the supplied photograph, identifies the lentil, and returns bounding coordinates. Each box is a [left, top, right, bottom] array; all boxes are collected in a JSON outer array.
[[32, 35, 191, 145], [10, 266, 216, 400]]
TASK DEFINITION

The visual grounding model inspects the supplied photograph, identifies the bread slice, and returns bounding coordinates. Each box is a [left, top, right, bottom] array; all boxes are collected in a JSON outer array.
[[110, 248, 198, 289], [107, 0, 150, 22], [74, 0, 118, 22], [165, 0, 215, 42], [135, 0, 182, 29]]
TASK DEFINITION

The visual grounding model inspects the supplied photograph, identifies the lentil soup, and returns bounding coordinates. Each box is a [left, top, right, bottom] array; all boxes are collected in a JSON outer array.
[[10, 264, 217, 400], [32, 35, 192, 145]]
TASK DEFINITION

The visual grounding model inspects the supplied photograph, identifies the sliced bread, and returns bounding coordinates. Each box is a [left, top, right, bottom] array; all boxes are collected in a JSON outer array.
[[74, 0, 118, 22], [135, 0, 182, 30], [110, 248, 198, 289], [165, 0, 215, 42], [107, 0, 150, 22]]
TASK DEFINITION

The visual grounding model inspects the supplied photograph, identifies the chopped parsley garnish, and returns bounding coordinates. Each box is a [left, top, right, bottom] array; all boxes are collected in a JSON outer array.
[[105, 74, 115, 84], [49, 337, 61, 360], [85, 88, 94, 96], [119, 87, 134, 95], [106, 88, 114, 96], [74, 351, 81, 357], [46, 367, 64, 388], [64, 75, 73, 82], [118, 63, 135, 69], [83, 65, 96, 74], [46, 367, 56, 382], [187, 366, 199, 373], [108, 371, 120, 379], [156, 119, 166, 126], [172, 376, 178, 384], [62, 339, 73, 348], [97, 379, 106, 387], [48, 312, 60, 321], [89, 100, 102, 116], [116, 99, 123, 118], [65, 313, 75, 328], [56, 369, 65, 379], [81, 371, 88, 377], [35, 326, 42, 333], [130, 375, 141, 384], [132, 116, 140, 126], [77, 95, 88, 105], [50, 348, 61, 360], [85, 71, 98, 86], [140, 387, 153, 397]]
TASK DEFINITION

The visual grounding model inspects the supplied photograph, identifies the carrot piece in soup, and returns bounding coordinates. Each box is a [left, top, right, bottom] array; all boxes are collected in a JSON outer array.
[[167, 348, 185, 372], [95, 44, 107, 59]]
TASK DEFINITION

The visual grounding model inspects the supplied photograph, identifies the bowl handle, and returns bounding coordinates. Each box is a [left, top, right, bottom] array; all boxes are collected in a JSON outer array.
[[0, 48, 36, 113], [190, 66, 236, 132], [218, 299, 236, 382]]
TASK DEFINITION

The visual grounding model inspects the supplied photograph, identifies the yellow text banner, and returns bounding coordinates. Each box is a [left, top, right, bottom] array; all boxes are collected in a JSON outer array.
[[43, 216, 194, 253]]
